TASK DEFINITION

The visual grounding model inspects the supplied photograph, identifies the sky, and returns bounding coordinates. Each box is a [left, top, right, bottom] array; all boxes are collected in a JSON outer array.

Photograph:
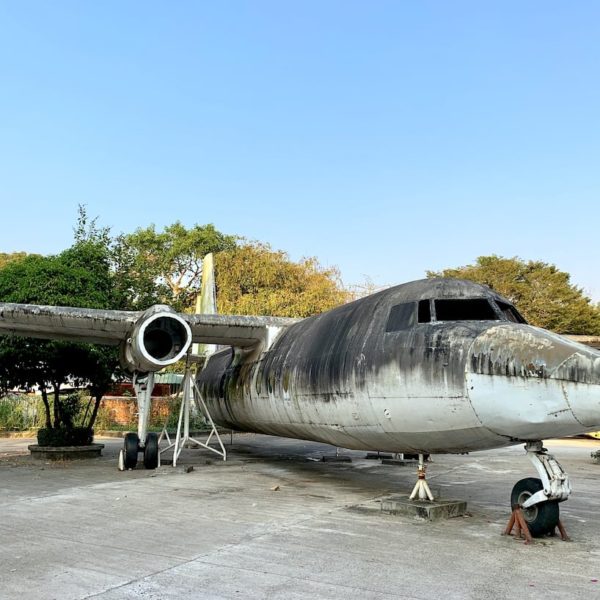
[[1, 1, 599, 300]]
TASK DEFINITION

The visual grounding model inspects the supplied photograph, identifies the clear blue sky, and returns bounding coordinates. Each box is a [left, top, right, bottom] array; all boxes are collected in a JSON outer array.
[[1, 1, 599, 300]]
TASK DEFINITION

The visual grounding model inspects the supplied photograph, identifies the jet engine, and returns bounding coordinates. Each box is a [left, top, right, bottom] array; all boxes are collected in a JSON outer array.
[[120, 305, 192, 373]]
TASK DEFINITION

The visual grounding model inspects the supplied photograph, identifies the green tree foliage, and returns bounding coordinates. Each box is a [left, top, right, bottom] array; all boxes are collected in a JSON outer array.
[[0, 212, 351, 435], [428, 255, 600, 335], [216, 242, 351, 318], [0, 209, 120, 434], [113, 222, 237, 310]]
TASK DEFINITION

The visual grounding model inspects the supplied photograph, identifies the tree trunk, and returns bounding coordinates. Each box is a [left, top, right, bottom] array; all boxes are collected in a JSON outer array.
[[87, 393, 103, 431], [81, 396, 93, 427], [41, 388, 52, 429], [52, 384, 61, 428]]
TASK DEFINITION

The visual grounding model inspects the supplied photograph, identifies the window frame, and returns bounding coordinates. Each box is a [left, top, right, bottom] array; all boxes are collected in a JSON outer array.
[[385, 301, 418, 333], [493, 299, 528, 324], [385, 296, 527, 331]]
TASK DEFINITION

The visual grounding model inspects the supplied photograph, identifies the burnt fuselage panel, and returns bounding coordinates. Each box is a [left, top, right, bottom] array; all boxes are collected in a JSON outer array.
[[197, 278, 600, 453]]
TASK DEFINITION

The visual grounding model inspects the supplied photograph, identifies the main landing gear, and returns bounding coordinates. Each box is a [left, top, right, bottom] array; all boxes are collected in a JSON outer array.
[[120, 432, 160, 470], [505, 441, 571, 540], [118, 372, 159, 471], [117, 359, 227, 471]]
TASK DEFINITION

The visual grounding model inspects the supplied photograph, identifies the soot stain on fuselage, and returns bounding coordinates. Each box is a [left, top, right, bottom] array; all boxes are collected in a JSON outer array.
[[197, 279, 522, 430]]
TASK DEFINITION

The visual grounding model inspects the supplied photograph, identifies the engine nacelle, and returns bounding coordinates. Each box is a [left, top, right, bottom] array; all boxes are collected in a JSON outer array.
[[120, 305, 192, 373]]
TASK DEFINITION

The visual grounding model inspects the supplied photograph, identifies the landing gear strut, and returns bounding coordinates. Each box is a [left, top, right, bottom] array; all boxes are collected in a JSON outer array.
[[118, 373, 159, 471], [506, 441, 571, 539]]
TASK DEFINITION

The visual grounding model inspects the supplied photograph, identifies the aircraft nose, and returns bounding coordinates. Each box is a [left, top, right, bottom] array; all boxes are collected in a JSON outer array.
[[466, 324, 600, 438]]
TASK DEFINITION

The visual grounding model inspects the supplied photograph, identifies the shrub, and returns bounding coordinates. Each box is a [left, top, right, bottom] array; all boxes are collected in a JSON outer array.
[[37, 427, 94, 447], [0, 394, 44, 431]]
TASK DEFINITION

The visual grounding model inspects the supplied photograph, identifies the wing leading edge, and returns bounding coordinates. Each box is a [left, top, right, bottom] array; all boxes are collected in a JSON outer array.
[[0, 303, 138, 345], [0, 303, 298, 349]]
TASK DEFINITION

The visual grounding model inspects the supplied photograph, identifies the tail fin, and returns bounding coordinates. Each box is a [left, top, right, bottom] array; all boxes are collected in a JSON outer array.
[[193, 253, 218, 357]]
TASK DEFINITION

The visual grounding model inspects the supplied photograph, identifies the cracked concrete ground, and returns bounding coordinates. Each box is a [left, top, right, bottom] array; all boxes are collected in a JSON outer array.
[[1, 434, 600, 599]]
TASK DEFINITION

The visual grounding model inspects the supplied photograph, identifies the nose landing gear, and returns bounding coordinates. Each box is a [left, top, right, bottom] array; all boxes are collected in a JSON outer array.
[[505, 441, 571, 541]]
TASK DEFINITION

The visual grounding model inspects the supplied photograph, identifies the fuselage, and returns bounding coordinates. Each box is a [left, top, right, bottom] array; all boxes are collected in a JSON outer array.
[[197, 279, 600, 453]]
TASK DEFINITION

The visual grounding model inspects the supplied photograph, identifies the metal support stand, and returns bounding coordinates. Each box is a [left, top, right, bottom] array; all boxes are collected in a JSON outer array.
[[160, 362, 226, 466], [409, 454, 435, 502], [503, 507, 570, 544], [503, 507, 534, 544], [158, 420, 172, 448]]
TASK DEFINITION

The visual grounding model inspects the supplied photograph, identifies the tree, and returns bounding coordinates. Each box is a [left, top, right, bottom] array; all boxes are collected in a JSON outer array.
[[109, 221, 350, 318], [0, 252, 30, 270], [113, 222, 237, 311], [0, 209, 120, 437], [428, 255, 600, 335], [215, 242, 351, 318]]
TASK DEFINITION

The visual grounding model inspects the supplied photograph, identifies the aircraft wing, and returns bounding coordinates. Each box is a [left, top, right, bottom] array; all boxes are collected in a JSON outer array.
[[0, 302, 298, 370], [0, 303, 140, 345], [183, 313, 298, 348], [0, 303, 297, 346]]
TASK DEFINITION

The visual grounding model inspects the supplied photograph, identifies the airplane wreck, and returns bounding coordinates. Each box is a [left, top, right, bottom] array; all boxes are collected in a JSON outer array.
[[1, 277, 599, 538]]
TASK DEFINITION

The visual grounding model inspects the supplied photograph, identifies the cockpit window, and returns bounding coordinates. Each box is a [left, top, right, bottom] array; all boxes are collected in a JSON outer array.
[[387, 297, 527, 330], [386, 302, 416, 332], [434, 298, 498, 321], [418, 299, 431, 323], [495, 300, 527, 324]]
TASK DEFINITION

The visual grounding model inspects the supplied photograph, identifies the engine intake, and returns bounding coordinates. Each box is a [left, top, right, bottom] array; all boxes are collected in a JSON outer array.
[[121, 306, 192, 372]]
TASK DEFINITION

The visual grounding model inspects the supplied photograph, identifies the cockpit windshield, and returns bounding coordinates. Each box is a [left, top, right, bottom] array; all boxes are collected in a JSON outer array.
[[385, 297, 528, 332], [434, 299, 497, 321], [495, 300, 527, 324]]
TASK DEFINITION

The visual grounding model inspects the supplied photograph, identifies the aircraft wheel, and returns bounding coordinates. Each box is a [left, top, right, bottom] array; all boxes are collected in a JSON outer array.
[[123, 433, 139, 470], [143, 432, 159, 469], [511, 477, 559, 537]]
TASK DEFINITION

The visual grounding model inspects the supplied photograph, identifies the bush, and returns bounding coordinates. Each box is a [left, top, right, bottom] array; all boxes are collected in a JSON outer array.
[[37, 427, 94, 447], [0, 394, 44, 431]]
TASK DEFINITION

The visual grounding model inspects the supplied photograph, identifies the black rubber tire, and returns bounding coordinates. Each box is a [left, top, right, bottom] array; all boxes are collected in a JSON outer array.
[[143, 432, 159, 469], [510, 477, 560, 537], [123, 433, 139, 470]]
